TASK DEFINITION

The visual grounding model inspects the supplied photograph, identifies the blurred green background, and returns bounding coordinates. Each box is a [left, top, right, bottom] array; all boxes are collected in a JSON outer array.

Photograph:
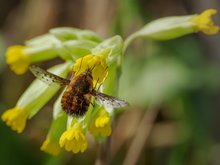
[[1, 0, 220, 165]]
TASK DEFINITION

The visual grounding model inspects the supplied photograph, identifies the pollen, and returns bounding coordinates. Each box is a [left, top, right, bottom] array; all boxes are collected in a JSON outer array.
[[73, 54, 108, 85], [1, 107, 28, 133], [6, 45, 31, 74], [59, 123, 88, 153], [193, 9, 219, 35]]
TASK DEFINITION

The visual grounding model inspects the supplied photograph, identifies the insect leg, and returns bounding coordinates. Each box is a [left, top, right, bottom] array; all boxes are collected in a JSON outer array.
[[90, 101, 95, 107]]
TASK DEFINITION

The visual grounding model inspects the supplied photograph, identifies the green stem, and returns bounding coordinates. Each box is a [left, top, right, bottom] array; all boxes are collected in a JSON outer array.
[[123, 32, 139, 54]]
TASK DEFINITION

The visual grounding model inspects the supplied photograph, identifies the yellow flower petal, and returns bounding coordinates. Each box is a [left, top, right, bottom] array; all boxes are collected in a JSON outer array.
[[194, 9, 219, 35], [73, 54, 108, 85], [6, 45, 31, 74], [1, 107, 28, 133], [40, 138, 60, 156], [59, 123, 88, 153], [89, 108, 112, 137], [95, 116, 110, 127]]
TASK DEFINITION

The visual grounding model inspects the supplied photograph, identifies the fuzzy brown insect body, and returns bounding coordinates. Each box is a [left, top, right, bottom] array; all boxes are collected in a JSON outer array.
[[61, 70, 93, 116], [29, 65, 129, 117]]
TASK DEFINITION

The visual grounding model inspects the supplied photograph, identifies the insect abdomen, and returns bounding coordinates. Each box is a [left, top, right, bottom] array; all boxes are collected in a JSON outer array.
[[61, 73, 93, 116]]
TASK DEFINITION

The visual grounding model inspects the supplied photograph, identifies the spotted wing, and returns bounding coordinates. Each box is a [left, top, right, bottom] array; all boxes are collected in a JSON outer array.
[[29, 65, 70, 86], [93, 91, 129, 109]]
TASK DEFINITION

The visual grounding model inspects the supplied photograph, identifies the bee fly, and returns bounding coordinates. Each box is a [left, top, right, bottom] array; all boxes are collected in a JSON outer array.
[[29, 65, 129, 116]]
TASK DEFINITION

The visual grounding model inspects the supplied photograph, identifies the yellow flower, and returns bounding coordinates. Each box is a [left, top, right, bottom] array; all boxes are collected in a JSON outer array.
[[40, 138, 61, 156], [6, 45, 31, 75], [1, 107, 28, 133], [59, 123, 88, 153], [194, 9, 219, 35], [89, 108, 112, 137], [73, 54, 108, 85]]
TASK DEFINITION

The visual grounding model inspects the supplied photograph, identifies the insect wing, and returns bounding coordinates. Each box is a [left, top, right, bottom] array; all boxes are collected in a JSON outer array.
[[94, 91, 129, 109], [29, 65, 70, 86]]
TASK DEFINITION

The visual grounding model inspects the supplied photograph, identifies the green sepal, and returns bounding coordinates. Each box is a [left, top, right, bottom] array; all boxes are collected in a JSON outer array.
[[47, 112, 67, 143], [92, 35, 123, 65], [24, 34, 61, 62], [136, 15, 195, 40], [50, 27, 102, 43], [24, 44, 58, 62], [17, 62, 72, 119], [25, 34, 58, 47], [55, 40, 98, 61]]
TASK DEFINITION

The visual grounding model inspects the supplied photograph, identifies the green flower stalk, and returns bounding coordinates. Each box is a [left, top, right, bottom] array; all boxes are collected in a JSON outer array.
[[2, 9, 219, 155]]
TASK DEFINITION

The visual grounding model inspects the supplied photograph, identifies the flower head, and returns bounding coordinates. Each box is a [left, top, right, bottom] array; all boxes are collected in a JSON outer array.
[[40, 138, 61, 156], [194, 9, 219, 35], [3, 27, 127, 156], [73, 54, 108, 85], [89, 108, 112, 137], [1, 107, 28, 133], [6, 45, 31, 74], [59, 122, 88, 153]]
